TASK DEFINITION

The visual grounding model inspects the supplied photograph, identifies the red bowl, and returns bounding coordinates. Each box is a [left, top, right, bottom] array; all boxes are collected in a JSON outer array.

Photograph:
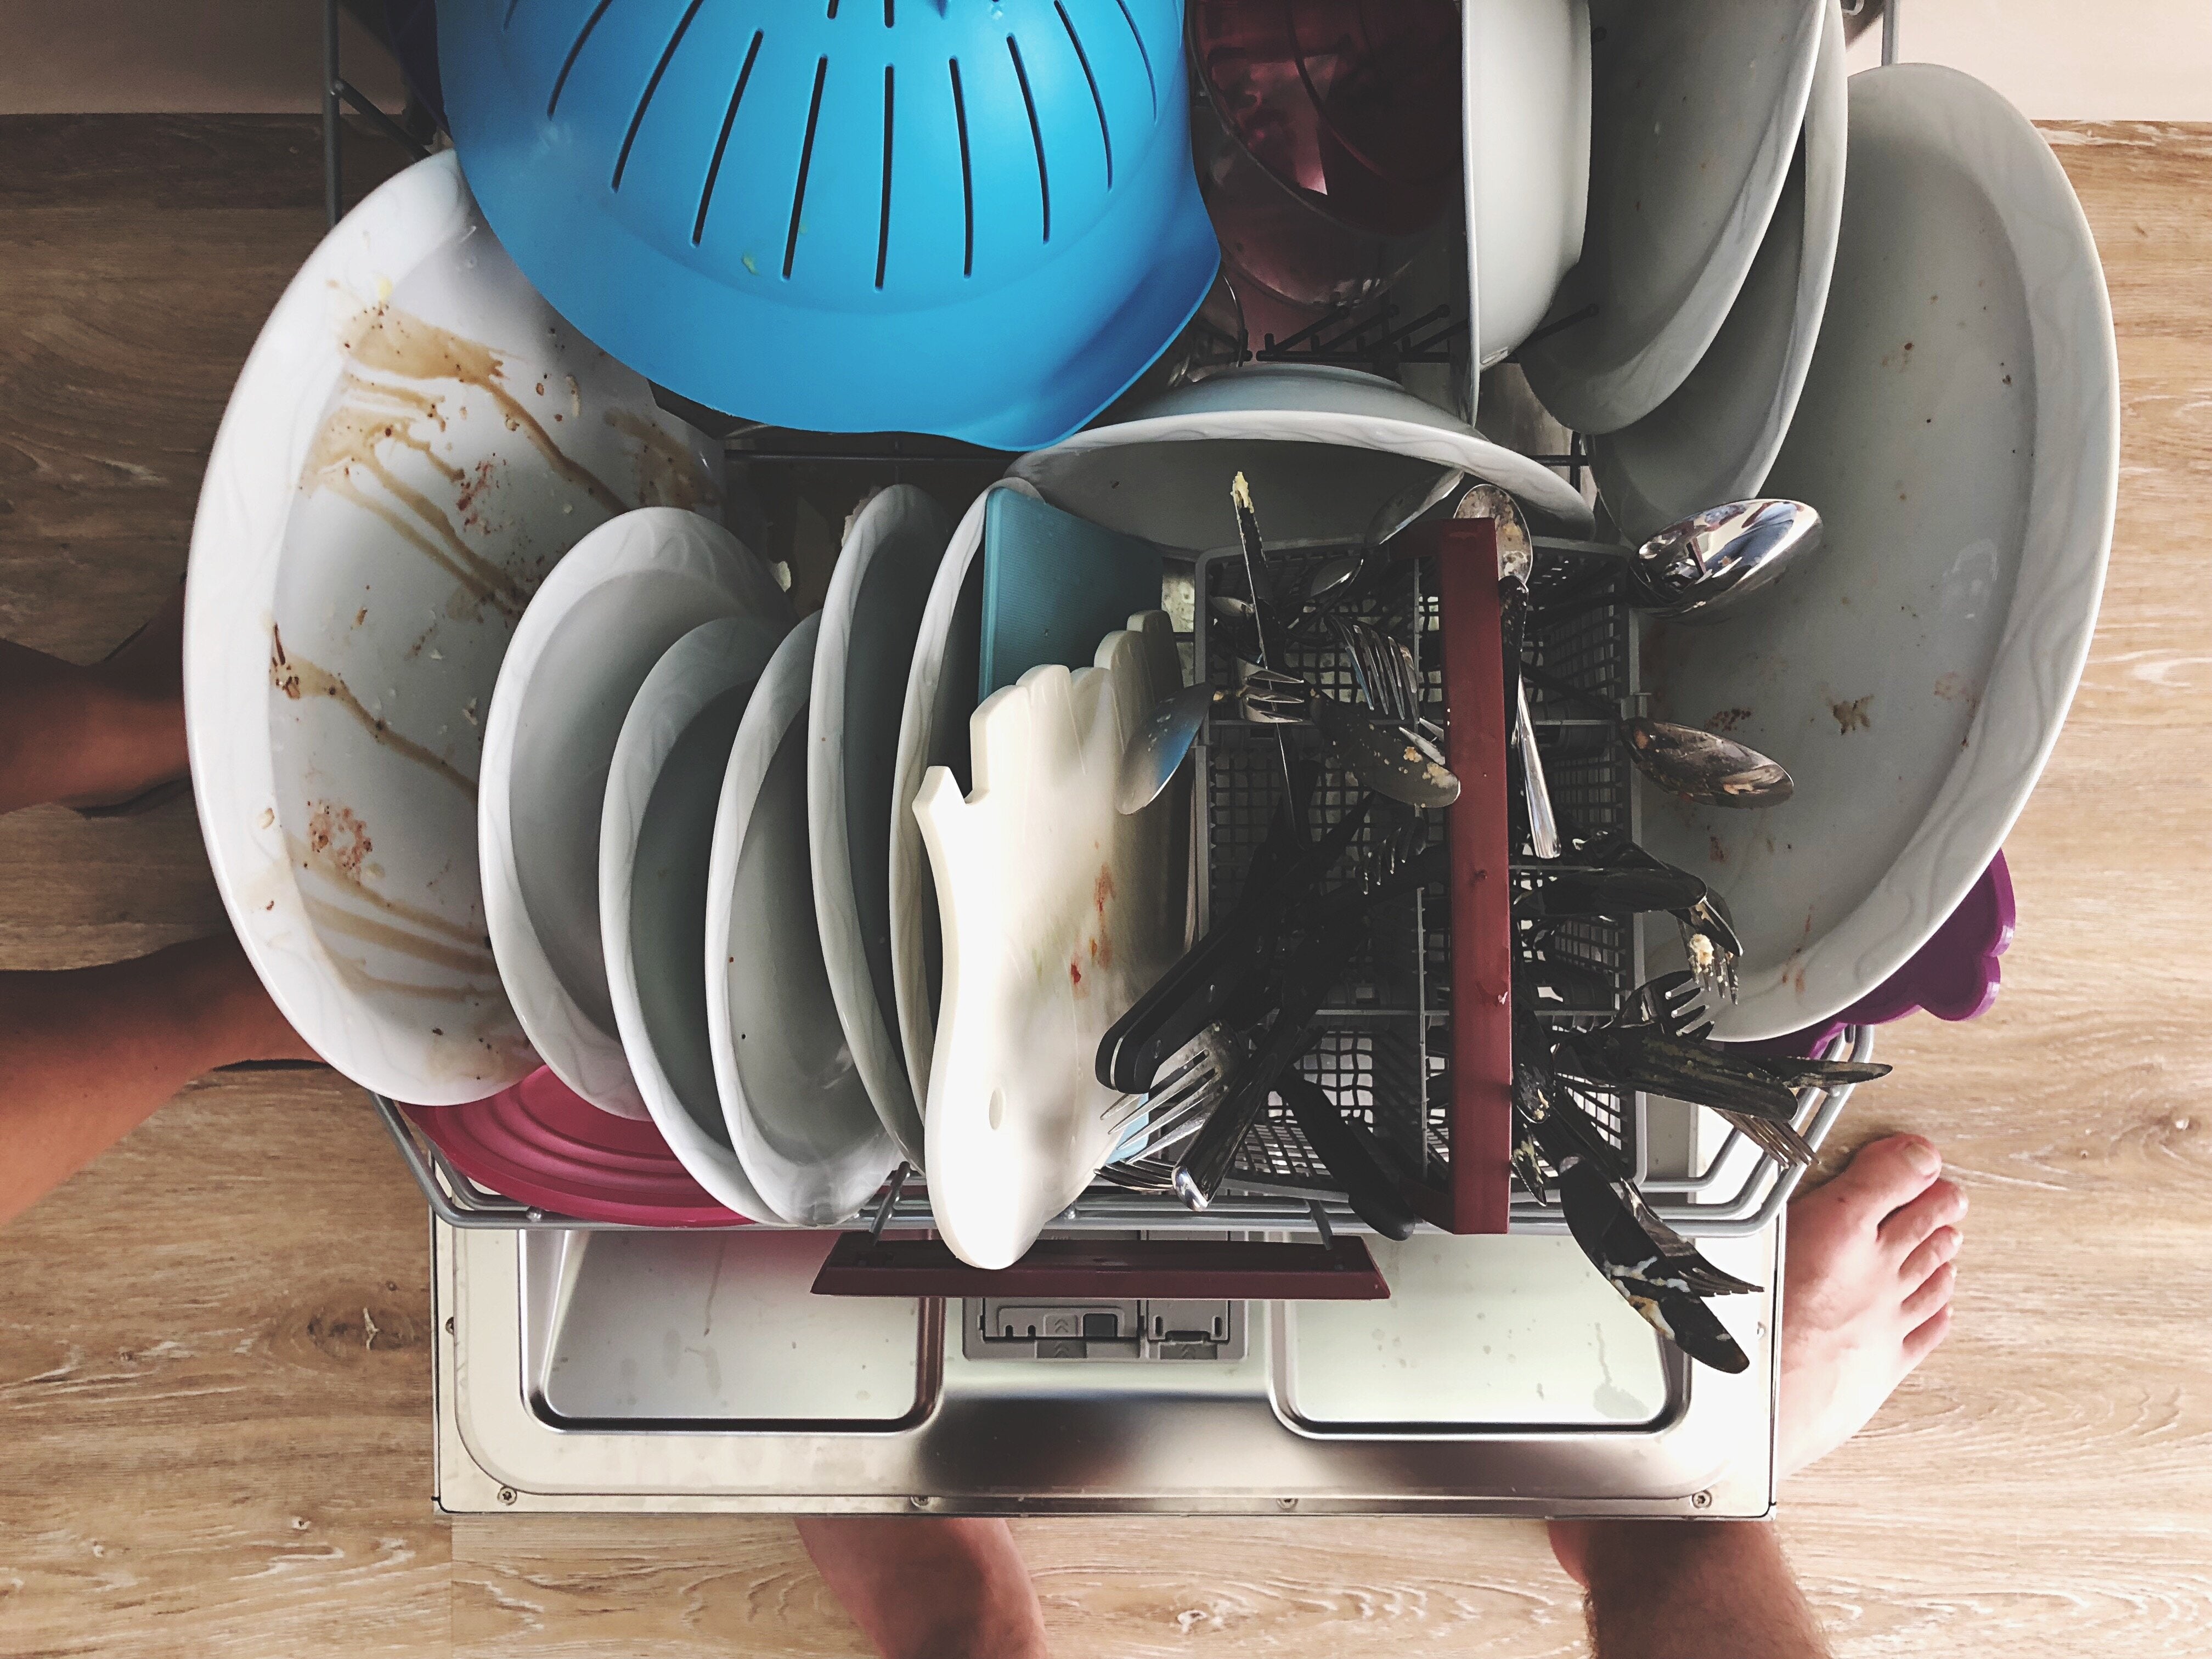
[[1191, 0, 1462, 239], [403, 1067, 749, 1227]]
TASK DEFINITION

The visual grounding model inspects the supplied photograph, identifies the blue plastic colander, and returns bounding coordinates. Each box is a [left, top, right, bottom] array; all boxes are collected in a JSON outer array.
[[439, 0, 1219, 449]]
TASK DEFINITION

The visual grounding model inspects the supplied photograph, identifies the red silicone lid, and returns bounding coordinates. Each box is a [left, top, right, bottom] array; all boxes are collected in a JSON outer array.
[[402, 1067, 751, 1227]]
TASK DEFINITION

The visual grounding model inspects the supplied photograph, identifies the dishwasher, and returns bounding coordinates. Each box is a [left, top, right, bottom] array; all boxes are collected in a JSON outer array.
[[325, 11, 1872, 1522], [374, 469, 1870, 1518]]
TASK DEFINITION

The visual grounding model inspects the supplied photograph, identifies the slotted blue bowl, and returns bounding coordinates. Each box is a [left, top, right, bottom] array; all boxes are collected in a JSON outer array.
[[440, 0, 1218, 449]]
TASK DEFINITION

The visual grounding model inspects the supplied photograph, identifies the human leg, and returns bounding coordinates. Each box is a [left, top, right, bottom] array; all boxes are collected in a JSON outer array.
[[0, 933, 315, 1226], [0, 584, 188, 816], [795, 1516, 1050, 1659], [1558, 1519, 1830, 1659]]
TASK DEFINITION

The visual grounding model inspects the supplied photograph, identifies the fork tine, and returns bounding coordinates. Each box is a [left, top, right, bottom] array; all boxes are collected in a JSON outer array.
[[1111, 1069, 1226, 1163]]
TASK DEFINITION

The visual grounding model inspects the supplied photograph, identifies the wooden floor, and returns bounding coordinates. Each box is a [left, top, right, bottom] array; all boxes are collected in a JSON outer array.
[[1, 116, 2208, 1658]]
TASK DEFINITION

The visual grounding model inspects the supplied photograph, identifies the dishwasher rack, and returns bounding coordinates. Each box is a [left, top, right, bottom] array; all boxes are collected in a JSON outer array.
[[373, 521, 1867, 1244]]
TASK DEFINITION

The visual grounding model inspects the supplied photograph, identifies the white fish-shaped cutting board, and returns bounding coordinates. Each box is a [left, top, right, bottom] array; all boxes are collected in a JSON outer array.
[[915, 612, 1186, 1269]]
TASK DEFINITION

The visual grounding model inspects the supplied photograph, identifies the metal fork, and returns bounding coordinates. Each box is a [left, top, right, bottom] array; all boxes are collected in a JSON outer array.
[[1614, 969, 1713, 1040], [1328, 616, 1433, 732], [1098, 1028, 1233, 1187]]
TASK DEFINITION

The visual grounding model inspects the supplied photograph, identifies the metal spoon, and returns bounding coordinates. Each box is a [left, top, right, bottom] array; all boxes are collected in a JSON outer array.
[[1242, 674, 1462, 809], [1629, 498, 1822, 623], [1521, 663, 1794, 809], [1117, 675, 1306, 815]]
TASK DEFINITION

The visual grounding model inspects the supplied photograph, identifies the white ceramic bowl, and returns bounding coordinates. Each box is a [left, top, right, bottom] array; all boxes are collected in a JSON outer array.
[[1464, 0, 1591, 368], [479, 508, 789, 1115], [888, 479, 1043, 1112], [708, 616, 900, 1224], [601, 616, 789, 1218], [809, 486, 955, 1164], [1589, 0, 1847, 541], [1519, 0, 1826, 435], [1640, 65, 2118, 1040], [185, 151, 723, 1105], [1008, 363, 1594, 541]]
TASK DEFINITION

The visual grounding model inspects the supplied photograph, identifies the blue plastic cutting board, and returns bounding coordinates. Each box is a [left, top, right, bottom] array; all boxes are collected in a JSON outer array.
[[980, 493, 1165, 699]]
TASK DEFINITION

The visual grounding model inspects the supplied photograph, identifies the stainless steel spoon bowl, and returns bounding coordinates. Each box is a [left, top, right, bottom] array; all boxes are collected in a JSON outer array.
[[1523, 664, 1795, 810], [1630, 498, 1822, 623], [1622, 720, 1795, 808]]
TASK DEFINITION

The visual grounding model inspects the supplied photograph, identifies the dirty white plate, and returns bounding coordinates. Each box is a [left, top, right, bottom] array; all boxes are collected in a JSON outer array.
[[1519, 0, 1825, 435], [810, 485, 955, 1164], [888, 479, 1042, 1112], [916, 614, 1186, 1271], [709, 616, 899, 1224], [1640, 65, 2118, 1040], [602, 616, 789, 1219], [1464, 0, 1591, 368], [481, 508, 788, 1115], [1589, 0, 1846, 541], [185, 151, 724, 1105], [1009, 363, 1594, 541]]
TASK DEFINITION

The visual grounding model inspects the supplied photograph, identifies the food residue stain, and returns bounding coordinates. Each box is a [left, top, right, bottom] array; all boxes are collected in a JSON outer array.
[[604, 408, 722, 514], [1090, 865, 1117, 970], [1707, 707, 1751, 734], [271, 624, 477, 801], [338, 300, 627, 516], [301, 385, 528, 620], [1933, 672, 1982, 721], [306, 800, 372, 879], [1830, 695, 1872, 735]]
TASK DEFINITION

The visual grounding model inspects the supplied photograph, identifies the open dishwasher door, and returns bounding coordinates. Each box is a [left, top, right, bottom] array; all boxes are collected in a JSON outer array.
[[431, 1220, 1780, 1519]]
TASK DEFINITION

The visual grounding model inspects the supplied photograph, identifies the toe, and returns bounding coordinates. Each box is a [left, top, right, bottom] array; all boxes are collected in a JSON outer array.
[[1903, 1303, 1954, 1365], [1901, 1260, 1957, 1324], [1813, 1134, 1943, 1226], [1879, 1176, 1968, 1256], [1899, 1223, 1963, 1286]]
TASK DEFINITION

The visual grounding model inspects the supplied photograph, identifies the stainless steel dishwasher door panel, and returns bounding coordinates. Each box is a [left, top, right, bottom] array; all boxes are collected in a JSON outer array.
[[521, 1230, 933, 1429], [1276, 1235, 1674, 1432], [437, 1222, 1779, 1516]]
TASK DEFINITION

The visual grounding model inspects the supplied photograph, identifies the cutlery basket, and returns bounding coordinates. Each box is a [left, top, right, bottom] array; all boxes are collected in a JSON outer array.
[[1188, 520, 1640, 1231]]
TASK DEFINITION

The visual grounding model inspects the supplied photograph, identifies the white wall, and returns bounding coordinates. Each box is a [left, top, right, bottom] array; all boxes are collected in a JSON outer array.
[[1845, 0, 2212, 119]]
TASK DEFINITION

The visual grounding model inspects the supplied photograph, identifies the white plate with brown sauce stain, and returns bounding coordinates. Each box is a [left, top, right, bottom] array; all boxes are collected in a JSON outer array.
[[482, 508, 788, 1116], [1637, 66, 2117, 1041], [185, 151, 725, 1105]]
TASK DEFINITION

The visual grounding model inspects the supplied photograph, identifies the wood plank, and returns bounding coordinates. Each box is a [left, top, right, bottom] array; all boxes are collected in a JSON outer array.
[[1, 115, 2209, 1659]]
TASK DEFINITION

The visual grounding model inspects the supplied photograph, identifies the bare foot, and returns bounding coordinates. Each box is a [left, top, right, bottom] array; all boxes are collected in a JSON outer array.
[[797, 1516, 1049, 1659], [1777, 1134, 1965, 1479]]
